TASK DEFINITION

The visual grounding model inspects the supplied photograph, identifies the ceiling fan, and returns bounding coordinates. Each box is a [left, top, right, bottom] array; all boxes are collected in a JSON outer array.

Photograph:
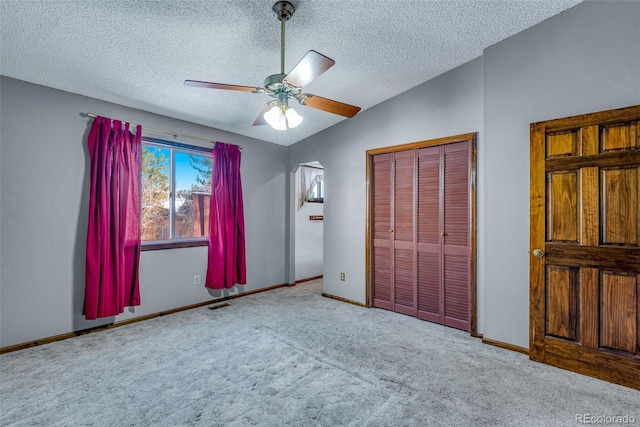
[[184, 1, 361, 131]]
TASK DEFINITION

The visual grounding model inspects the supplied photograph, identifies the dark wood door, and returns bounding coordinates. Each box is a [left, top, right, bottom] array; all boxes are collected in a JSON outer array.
[[530, 105, 640, 389]]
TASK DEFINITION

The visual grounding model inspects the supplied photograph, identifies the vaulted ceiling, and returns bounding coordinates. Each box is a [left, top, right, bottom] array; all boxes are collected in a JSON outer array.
[[0, 0, 582, 145]]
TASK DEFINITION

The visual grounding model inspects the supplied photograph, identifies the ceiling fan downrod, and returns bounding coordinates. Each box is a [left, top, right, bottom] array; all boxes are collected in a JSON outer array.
[[273, 1, 295, 74]]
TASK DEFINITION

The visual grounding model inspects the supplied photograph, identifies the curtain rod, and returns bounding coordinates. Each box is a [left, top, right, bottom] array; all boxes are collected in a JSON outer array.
[[82, 113, 243, 149]]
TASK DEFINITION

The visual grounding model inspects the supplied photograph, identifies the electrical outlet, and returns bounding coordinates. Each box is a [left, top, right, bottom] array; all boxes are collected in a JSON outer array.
[[194, 275, 201, 285], [340, 273, 345, 281]]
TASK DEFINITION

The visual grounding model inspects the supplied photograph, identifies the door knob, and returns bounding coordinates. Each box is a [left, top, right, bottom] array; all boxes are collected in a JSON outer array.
[[533, 249, 545, 258], [389, 228, 393, 233], [440, 231, 447, 237]]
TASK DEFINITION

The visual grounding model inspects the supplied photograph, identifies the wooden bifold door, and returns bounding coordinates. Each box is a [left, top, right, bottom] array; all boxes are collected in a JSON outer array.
[[530, 105, 640, 389], [368, 134, 476, 333]]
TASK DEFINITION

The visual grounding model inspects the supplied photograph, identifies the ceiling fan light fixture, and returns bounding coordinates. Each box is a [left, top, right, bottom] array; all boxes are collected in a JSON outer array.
[[264, 105, 285, 130], [285, 107, 303, 128], [264, 104, 303, 130]]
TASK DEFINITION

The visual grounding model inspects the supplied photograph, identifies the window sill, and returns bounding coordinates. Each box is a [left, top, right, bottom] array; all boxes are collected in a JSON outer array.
[[141, 240, 208, 251]]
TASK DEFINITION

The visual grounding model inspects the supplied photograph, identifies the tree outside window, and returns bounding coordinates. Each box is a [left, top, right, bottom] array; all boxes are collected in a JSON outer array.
[[141, 141, 212, 242]]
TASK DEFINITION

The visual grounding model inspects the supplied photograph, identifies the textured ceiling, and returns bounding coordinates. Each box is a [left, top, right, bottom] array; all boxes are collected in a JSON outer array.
[[1, 0, 582, 146]]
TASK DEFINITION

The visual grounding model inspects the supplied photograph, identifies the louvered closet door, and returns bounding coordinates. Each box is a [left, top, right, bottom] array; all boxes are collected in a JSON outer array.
[[393, 150, 416, 315], [416, 141, 470, 330], [372, 140, 471, 330], [417, 146, 441, 322], [372, 153, 393, 310], [442, 142, 470, 330]]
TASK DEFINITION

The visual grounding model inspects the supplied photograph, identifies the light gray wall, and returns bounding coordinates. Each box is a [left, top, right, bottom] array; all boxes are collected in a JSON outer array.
[[482, 0, 640, 348], [0, 77, 288, 347], [288, 57, 484, 317], [295, 199, 323, 281]]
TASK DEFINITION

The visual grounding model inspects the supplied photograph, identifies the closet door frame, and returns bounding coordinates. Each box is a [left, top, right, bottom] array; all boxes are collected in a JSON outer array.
[[366, 132, 478, 337]]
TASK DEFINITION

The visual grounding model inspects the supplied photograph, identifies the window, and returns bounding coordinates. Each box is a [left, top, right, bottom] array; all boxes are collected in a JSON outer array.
[[297, 165, 324, 208], [141, 138, 212, 245], [306, 174, 324, 202]]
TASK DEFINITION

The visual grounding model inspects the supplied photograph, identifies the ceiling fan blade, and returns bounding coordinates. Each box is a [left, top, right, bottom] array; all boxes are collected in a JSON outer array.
[[252, 103, 273, 126], [184, 80, 262, 93], [302, 94, 361, 118], [284, 50, 335, 88]]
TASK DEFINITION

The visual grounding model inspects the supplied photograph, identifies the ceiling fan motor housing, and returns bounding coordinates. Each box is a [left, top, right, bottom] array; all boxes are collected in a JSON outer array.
[[264, 73, 302, 102], [264, 73, 287, 92]]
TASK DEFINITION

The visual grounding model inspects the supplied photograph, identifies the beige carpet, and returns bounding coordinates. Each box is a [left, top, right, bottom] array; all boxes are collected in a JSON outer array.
[[1, 279, 637, 426]]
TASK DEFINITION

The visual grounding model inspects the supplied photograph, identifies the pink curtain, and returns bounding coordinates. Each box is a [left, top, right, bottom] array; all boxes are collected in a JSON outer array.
[[205, 142, 246, 289], [85, 116, 142, 320]]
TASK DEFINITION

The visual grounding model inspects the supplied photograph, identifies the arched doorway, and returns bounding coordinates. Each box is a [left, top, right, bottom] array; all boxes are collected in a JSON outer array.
[[292, 161, 324, 284]]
